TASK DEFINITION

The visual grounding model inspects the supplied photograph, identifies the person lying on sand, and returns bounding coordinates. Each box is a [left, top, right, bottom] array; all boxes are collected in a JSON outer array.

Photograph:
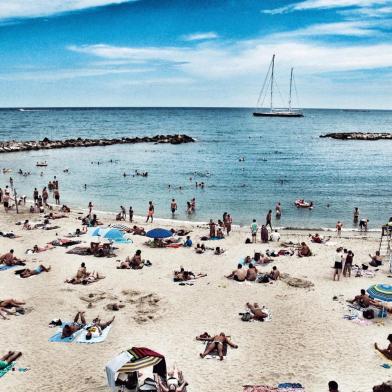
[[254, 253, 273, 264], [45, 212, 68, 220], [19, 265, 51, 278], [226, 264, 247, 282], [61, 311, 87, 339], [158, 365, 188, 392], [85, 316, 115, 340], [29, 244, 54, 253], [132, 226, 146, 236], [0, 299, 26, 320], [375, 334, 392, 360], [347, 289, 374, 308], [310, 233, 330, 244], [0, 351, 22, 369], [246, 264, 258, 281], [0, 249, 25, 266], [198, 332, 238, 360], [297, 242, 312, 257], [173, 268, 207, 282], [246, 302, 268, 321]]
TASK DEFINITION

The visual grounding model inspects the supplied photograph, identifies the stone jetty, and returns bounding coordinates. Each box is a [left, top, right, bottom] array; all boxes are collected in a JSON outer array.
[[0, 134, 195, 154], [320, 132, 392, 140]]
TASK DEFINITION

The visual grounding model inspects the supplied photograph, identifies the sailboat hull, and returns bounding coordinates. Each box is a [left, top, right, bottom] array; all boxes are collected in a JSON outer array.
[[253, 111, 303, 118]]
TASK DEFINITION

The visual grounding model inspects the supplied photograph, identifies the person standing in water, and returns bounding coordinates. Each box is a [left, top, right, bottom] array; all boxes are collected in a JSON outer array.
[[275, 202, 282, 219], [146, 201, 154, 223], [336, 221, 343, 237], [353, 207, 359, 224], [171, 199, 177, 217]]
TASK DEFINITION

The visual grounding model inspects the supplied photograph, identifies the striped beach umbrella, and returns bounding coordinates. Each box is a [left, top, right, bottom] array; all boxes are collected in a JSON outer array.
[[367, 284, 392, 302], [117, 347, 164, 373]]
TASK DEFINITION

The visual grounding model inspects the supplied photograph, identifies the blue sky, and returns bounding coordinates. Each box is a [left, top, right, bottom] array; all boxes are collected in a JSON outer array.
[[0, 0, 391, 108]]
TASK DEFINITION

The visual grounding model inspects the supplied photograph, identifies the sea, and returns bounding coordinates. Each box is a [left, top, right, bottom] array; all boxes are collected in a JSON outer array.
[[0, 107, 391, 230]]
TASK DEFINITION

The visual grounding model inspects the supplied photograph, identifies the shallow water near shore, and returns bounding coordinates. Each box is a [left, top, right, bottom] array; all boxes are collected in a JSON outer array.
[[0, 107, 391, 228]]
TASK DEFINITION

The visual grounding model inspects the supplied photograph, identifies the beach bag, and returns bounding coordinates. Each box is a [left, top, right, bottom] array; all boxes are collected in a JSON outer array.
[[363, 309, 374, 319], [257, 275, 270, 284], [241, 312, 252, 322]]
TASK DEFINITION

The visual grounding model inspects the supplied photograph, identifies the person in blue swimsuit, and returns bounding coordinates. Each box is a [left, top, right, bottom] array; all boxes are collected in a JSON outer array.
[[20, 264, 50, 278]]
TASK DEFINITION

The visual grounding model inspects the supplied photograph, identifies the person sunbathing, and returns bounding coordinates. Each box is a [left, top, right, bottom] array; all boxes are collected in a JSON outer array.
[[0, 249, 25, 266], [310, 233, 329, 244], [199, 332, 238, 360], [246, 264, 258, 281], [298, 242, 312, 257], [85, 315, 115, 340], [0, 299, 26, 320], [214, 246, 225, 255], [246, 302, 268, 321], [158, 365, 188, 392], [174, 268, 207, 282], [65, 262, 90, 283], [369, 251, 383, 267], [132, 226, 146, 235], [195, 243, 206, 254], [80, 271, 105, 285], [20, 264, 51, 278], [45, 212, 67, 219], [375, 334, 392, 360], [347, 289, 373, 308], [225, 264, 247, 281], [254, 253, 272, 265], [269, 266, 280, 280], [61, 311, 87, 339], [22, 220, 32, 230], [31, 244, 54, 253], [118, 250, 144, 269], [0, 351, 22, 369]]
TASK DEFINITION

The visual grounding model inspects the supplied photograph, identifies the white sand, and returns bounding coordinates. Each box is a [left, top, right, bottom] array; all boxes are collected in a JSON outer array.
[[0, 206, 390, 391]]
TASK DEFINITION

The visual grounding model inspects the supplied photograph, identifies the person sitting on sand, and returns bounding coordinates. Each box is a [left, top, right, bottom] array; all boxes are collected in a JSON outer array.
[[269, 266, 280, 280], [214, 246, 225, 255], [85, 316, 115, 340], [198, 332, 238, 360], [157, 365, 188, 392], [132, 226, 146, 236], [19, 264, 50, 278], [22, 220, 32, 230], [310, 233, 330, 244], [270, 229, 281, 242], [369, 251, 383, 267], [0, 249, 25, 266], [183, 236, 193, 247], [174, 267, 207, 282], [375, 334, 392, 361], [226, 264, 247, 282], [195, 243, 206, 254], [246, 302, 268, 321], [328, 381, 340, 392], [298, 242, 312, 257], [0, 351, 22, 369], [246, 263, 258, 281], [347, 289, 373, 308], [61, 311, 87, 339], [119, 250, 144, 269], [65, 262, 102, 284], [216, 228, 225, 239]]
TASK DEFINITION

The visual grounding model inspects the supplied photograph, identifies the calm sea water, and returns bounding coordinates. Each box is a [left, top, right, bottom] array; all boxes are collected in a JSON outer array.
[[0, 107, 391, 229]]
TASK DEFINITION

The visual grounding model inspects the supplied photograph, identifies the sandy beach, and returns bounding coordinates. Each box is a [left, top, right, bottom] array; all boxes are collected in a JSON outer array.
[[0, 205, 390, 392]]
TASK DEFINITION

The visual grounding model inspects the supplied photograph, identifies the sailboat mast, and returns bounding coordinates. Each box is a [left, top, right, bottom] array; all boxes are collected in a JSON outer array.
[[289, 67, 293, 111], [270, 54, 275, 111]]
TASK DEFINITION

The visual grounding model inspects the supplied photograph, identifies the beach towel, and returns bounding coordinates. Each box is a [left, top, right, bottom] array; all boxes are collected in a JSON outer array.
[[66, 246, 90, 255], [0, 264, 18, 271], [277, 383, 304, 391], [0, 362, 14, 378], [76, 325, 112, 344], [49, 322, 83, 342]]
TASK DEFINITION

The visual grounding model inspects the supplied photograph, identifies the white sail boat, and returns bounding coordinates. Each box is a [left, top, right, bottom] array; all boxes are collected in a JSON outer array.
[[253, 55, 304, 118]]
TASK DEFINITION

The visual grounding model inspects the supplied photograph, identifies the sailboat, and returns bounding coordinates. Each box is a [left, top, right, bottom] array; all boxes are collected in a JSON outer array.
[[253, 55, 304, 118]]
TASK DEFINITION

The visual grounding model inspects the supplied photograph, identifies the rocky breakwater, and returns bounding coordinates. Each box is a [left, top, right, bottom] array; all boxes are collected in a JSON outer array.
[[0, 134, 195, 154], [320, 132, 392, 140]]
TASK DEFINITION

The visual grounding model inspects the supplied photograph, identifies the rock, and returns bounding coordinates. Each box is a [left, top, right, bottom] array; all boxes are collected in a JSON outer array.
[[0, 134, 195, 154], [320, 132, 392, 140]]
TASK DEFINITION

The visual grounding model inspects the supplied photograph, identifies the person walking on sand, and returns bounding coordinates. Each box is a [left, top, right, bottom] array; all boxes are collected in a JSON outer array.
[[54, 189, 60, 205], [336, 221, 343, 237], [333, 247, 343, 281], [171, 199, 177, 217], [88, 201, 93, 215], [146, 201, 154, 223], [266, 210, 273, 230], [250, 219, 258, 243], [120, 205, 126, 220], [225, 214, 232, 236]]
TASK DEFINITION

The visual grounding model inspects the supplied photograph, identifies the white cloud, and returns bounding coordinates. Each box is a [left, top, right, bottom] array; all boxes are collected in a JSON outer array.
[[263, 0, 388, 14], [0, 1, 136, 20], [182, 32, 219, 41]]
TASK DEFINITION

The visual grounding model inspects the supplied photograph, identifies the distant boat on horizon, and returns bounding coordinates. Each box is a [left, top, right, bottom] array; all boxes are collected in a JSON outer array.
[[253, 54, 304, 118]]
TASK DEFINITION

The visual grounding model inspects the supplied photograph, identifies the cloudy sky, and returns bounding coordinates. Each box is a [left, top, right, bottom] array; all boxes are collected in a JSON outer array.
[[0, 0, 391, 108]]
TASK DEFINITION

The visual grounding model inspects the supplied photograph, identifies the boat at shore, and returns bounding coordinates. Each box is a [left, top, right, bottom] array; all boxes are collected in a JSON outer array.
[[253, 55, 304, 118]]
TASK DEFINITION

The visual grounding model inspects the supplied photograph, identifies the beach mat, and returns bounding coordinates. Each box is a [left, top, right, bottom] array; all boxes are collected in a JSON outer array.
[[0, 265, 18, 271], [243, 386, 278, 392], [76, 325, 112, 344]]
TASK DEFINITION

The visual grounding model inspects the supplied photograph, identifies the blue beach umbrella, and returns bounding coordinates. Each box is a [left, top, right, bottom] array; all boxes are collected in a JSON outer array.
[[367, 284, 392, 302], [89, 227, 103, 237], [146, 228, 173, 239]]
